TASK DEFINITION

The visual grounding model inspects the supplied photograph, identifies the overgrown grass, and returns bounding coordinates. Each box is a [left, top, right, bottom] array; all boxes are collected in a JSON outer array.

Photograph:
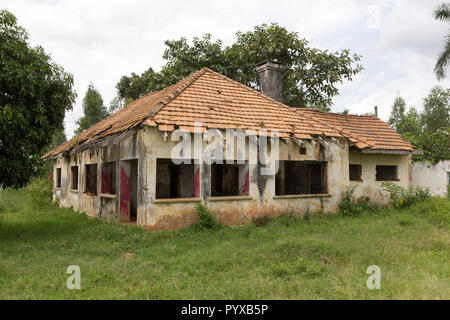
[[0, 180, 449, 299]]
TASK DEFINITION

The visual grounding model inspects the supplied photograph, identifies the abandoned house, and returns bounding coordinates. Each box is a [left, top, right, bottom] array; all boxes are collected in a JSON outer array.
[[42, 61, 416, 231]]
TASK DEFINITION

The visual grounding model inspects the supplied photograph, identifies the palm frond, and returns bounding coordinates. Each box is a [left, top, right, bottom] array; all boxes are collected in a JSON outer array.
[[434, 31, 450, 80], [434, 3, 450, 21]]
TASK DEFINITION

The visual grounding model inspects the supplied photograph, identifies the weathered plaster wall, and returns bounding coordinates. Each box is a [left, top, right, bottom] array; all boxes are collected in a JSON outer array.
[[261, 139, 349, 216], [349, 151, 410, 202], [411, 160, 450, 196], [53, 132, 139, 220], [138, 126, 350, 230], [52, 125, 412, 231]]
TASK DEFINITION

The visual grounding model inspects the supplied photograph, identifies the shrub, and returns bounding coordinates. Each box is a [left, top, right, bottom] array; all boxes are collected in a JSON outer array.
[[194, 203, 223, 230], [338, 185, 379, 216], [23, 177, 53, 209], [355, 196, 379, 213], [338, 185, 361, 216], [381, 182, 432, 209]]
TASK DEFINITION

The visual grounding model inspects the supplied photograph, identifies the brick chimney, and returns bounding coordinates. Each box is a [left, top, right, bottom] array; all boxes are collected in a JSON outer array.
[[256, 60, 286, 103]]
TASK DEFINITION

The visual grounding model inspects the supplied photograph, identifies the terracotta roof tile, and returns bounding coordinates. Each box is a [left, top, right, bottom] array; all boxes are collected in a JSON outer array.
[[42, 68, 414, 159]]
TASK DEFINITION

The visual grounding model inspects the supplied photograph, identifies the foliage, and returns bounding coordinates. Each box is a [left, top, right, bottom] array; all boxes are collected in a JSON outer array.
[[22, 176, 53, 209], [115, 23, 363, 110], [388, 96, 406, 132], [194, 203, 223, 230], [421, 86, 450, 133], [398, 107, 421, 139], [338, 185, 379, 216], [415, 128, 450, 163], [338, 185, 361, 216], [434, 3, 450, 79], [74, 83, 109, 135], [0, 10, 76, 188], [388, 88, 450, 163], [381, 182, 432, 209]]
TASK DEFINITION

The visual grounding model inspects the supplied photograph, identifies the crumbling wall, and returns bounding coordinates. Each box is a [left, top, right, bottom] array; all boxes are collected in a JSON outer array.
[[411, 160, 450, 196]]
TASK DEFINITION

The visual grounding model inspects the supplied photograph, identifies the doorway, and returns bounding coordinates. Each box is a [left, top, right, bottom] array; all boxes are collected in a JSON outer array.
[[120, 159, 138, 222]]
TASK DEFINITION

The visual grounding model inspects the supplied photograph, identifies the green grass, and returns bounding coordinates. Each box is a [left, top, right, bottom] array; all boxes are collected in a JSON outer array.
[[0, 181, 449, 299]]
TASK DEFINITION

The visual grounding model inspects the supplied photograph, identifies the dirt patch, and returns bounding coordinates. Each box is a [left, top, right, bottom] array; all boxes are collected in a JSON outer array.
[[120, 252, 135, 260]]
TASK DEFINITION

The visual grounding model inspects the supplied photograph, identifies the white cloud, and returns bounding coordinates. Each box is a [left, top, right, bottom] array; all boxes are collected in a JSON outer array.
[[3, 0, 450, 136]]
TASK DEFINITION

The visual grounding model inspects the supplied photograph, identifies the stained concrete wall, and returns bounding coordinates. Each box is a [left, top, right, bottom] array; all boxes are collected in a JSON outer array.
[[53, 125, 411, 231], [411, 160, 450, 196], [349, 151, 410, 203], [53, 132, 139, 221]]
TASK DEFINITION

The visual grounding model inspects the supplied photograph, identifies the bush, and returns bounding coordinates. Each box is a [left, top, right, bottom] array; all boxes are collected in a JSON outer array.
[[338, 185, 362, 216], [194, 203, 223, 230], [355, 196, 379, 213], [23, 177, 53, 209], [381, 182, 432, 209], [338, 185, 379, 216]]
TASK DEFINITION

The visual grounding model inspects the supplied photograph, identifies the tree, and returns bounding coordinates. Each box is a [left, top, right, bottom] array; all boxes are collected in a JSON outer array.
[[421, 86, 450, 132], [399, 107, 421, 138], [115, 23, 363, 109], [0, 10, 76, 188], [388, 96, 407, 132], [434, 3, 450, 79], [416, 129, 450, 163], [389, 87, 450, 163], [108, 96, 124, 114], [74, 83, 109, 135], [419, 86, 450, 162]]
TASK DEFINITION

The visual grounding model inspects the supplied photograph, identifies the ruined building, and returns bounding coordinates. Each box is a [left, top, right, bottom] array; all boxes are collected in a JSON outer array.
[[43, 61, 416, 230]]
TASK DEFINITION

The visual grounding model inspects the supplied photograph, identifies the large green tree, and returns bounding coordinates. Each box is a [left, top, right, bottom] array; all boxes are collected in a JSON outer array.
[[74, 83, 109, 135], [115, 23, 363, 110], [0, 10, 76, 188], [434, 3, 450, 79]]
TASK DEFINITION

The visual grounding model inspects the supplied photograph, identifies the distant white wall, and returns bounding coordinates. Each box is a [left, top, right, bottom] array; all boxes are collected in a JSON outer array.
[[411, 160, 450, 196]]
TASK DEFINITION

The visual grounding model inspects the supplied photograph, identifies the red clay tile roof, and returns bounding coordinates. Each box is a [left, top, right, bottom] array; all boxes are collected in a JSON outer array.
[[42, 68, 414, 159], [297, 108, 414, 151]]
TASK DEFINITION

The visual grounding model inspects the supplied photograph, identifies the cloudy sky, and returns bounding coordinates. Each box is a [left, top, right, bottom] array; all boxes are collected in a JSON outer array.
[[3, 0, 450, 138]]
